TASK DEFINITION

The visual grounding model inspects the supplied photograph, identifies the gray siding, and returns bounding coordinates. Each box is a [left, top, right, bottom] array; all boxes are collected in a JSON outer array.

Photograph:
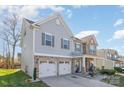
[[34, 18, 74, 56], [21, 20, 34, 77]]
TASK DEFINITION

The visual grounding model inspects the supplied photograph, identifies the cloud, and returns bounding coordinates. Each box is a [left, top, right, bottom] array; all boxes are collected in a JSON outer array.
[[75, 30, 99, 39], [114, 19, 124, 26], [107, 38, 113, 42], [72, 5, 82, 9], [122, 46, 124, 48], [66, 9, 72, 18], [0, 5, 65, 19], [113, 30, 124, 39], [107, 30, 124, 42], [71, 5, 88, 9], [49, 6, 65, 12]]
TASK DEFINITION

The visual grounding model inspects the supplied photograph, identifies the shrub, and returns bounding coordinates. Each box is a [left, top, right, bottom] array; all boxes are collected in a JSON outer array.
[[114, 67, 122, 72], [33, 67, 37, 80], [100, 69, 116, 75]]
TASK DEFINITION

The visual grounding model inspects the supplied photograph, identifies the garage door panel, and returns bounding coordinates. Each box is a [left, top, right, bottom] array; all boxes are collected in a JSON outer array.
[[59, 62, 71, 75], [39, 62, 56, 78]]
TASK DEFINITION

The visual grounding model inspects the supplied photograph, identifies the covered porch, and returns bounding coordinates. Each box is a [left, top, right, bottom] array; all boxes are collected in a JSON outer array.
[[72, 54, 97, 75]]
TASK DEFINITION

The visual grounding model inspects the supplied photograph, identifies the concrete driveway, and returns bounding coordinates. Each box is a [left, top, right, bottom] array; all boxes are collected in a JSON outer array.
[[41, 74, 115, 87]]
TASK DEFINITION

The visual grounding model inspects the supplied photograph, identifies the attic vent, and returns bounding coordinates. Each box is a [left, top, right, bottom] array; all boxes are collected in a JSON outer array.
[[56, 19, 60, 25]]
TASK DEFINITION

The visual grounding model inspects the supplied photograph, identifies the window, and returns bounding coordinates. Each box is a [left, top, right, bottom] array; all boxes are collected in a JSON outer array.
[[40, 61, 46, 64], [49, 61, 55, 64], [107, 52, 110, 59], [61, 38, 70, 49], [46, 34, 52, 46], [42, 33, 54, 47], [65, 61, 70, 64], [89, 45, 95, 54], [63, 39, 68, 49], [59, 61, 64, 64], [24, 31, 26, 36], [75, 43, 81, 52]]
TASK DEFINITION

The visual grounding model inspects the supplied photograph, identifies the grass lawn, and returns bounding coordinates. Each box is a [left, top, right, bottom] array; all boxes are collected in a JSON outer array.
[[101, 73, 124, 87], [116, 73, 124, 87], [0, 69, 48, 87]]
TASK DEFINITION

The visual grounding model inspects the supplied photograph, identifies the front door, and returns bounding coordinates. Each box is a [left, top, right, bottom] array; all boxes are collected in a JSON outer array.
[[75, 61, 81, 73]]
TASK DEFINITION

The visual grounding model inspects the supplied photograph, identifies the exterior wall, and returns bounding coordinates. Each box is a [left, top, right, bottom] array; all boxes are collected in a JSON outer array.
[[34, 56, 72, 78], [96, 59, 104, 69], [34, 17, 74, 56], [21, 20, 34, 77], [97, 50, 106, 58], [104, 60, 114, 69], [96, 59, 114, 69]]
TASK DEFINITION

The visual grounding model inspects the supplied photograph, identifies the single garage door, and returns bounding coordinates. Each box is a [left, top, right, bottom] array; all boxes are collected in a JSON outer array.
[[39, 61, 57, 78], [59, 61, 71, 75]]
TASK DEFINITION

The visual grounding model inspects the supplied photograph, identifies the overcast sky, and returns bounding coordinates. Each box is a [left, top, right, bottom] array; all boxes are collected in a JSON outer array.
[[0, 5, 124, 56]]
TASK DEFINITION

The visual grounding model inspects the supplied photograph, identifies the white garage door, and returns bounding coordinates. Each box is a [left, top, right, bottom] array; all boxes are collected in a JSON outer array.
[[39, 61, 57, 78], [59, 61, 71, 75]]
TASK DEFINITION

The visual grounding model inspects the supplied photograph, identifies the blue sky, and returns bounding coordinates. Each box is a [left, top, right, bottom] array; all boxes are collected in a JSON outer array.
[[0, 5, 124, 56]]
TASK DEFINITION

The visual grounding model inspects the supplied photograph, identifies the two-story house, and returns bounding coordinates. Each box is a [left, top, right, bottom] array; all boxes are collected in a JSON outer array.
[[96, 49, 119, 69], [21, 13, 98, 78]]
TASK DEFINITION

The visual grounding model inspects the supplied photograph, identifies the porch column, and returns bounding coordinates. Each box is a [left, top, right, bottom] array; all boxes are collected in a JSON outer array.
[[113, 61, 115, 67], [93, 58, 96, 67], [102, 59, 105, 69], [82, 56, 86, 75]]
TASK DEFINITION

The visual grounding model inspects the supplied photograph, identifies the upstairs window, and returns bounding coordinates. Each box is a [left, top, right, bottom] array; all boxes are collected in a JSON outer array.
[[89, 45, 96, 54], [46, 34, 52, 46], [42, 32, 54, 47], [61, 38, 70, 49], [75, 43, 81, 52]]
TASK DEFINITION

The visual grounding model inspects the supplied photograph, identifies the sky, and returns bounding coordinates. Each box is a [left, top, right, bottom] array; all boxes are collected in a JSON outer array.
[[0, 5, 124, 56]]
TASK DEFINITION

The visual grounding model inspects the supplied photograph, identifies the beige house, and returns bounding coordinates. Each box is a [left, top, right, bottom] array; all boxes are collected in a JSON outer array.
[[21, 13, 98, 78], [117, 56, 124, 67], [96, 49, 119, 69]]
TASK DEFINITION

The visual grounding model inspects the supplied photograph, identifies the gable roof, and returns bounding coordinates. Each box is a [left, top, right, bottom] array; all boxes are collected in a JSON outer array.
[[32, 13, 73, 36], [24, 18, 35, 24], [80, 35, 98, 45]]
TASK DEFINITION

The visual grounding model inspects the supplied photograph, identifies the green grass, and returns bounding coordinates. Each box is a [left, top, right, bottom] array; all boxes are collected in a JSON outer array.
[[0, 69, 48, 87]]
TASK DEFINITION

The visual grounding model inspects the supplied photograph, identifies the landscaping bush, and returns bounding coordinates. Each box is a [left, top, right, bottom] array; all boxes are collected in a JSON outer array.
[[100, 69, 116, 75], [33, 68, 37, 80], [114, 67, 122, 72]]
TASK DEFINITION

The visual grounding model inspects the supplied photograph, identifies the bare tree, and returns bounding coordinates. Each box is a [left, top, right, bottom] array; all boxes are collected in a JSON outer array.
[[0, 14, 21, 68]]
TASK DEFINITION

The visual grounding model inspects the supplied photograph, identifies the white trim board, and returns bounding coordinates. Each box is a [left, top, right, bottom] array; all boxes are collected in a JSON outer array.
[[34, 53, 73, 58]]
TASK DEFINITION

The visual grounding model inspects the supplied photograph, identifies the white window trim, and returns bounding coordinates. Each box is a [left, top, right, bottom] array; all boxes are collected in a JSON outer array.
[[45, 32, 53, 46], [63, 38, 69, 49], [75, 43, 81, 51]]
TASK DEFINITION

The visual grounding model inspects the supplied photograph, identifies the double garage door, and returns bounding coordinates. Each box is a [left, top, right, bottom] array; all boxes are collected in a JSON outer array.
[[39, 61, 71, 78]]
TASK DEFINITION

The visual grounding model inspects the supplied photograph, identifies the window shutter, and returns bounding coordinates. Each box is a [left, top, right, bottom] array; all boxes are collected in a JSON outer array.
[[75, 43, 76, 51], [61, 38, 63, 48], [52, 35, 54, 47], [42, 33, 45, 45], [68, 40, 70, 49]]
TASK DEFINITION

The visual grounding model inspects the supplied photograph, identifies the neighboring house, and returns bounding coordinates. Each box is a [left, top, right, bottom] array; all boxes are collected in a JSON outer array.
[[117, 56, 124, 67], [21, 13, 98, 78], [96, 49, 119, 69]]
